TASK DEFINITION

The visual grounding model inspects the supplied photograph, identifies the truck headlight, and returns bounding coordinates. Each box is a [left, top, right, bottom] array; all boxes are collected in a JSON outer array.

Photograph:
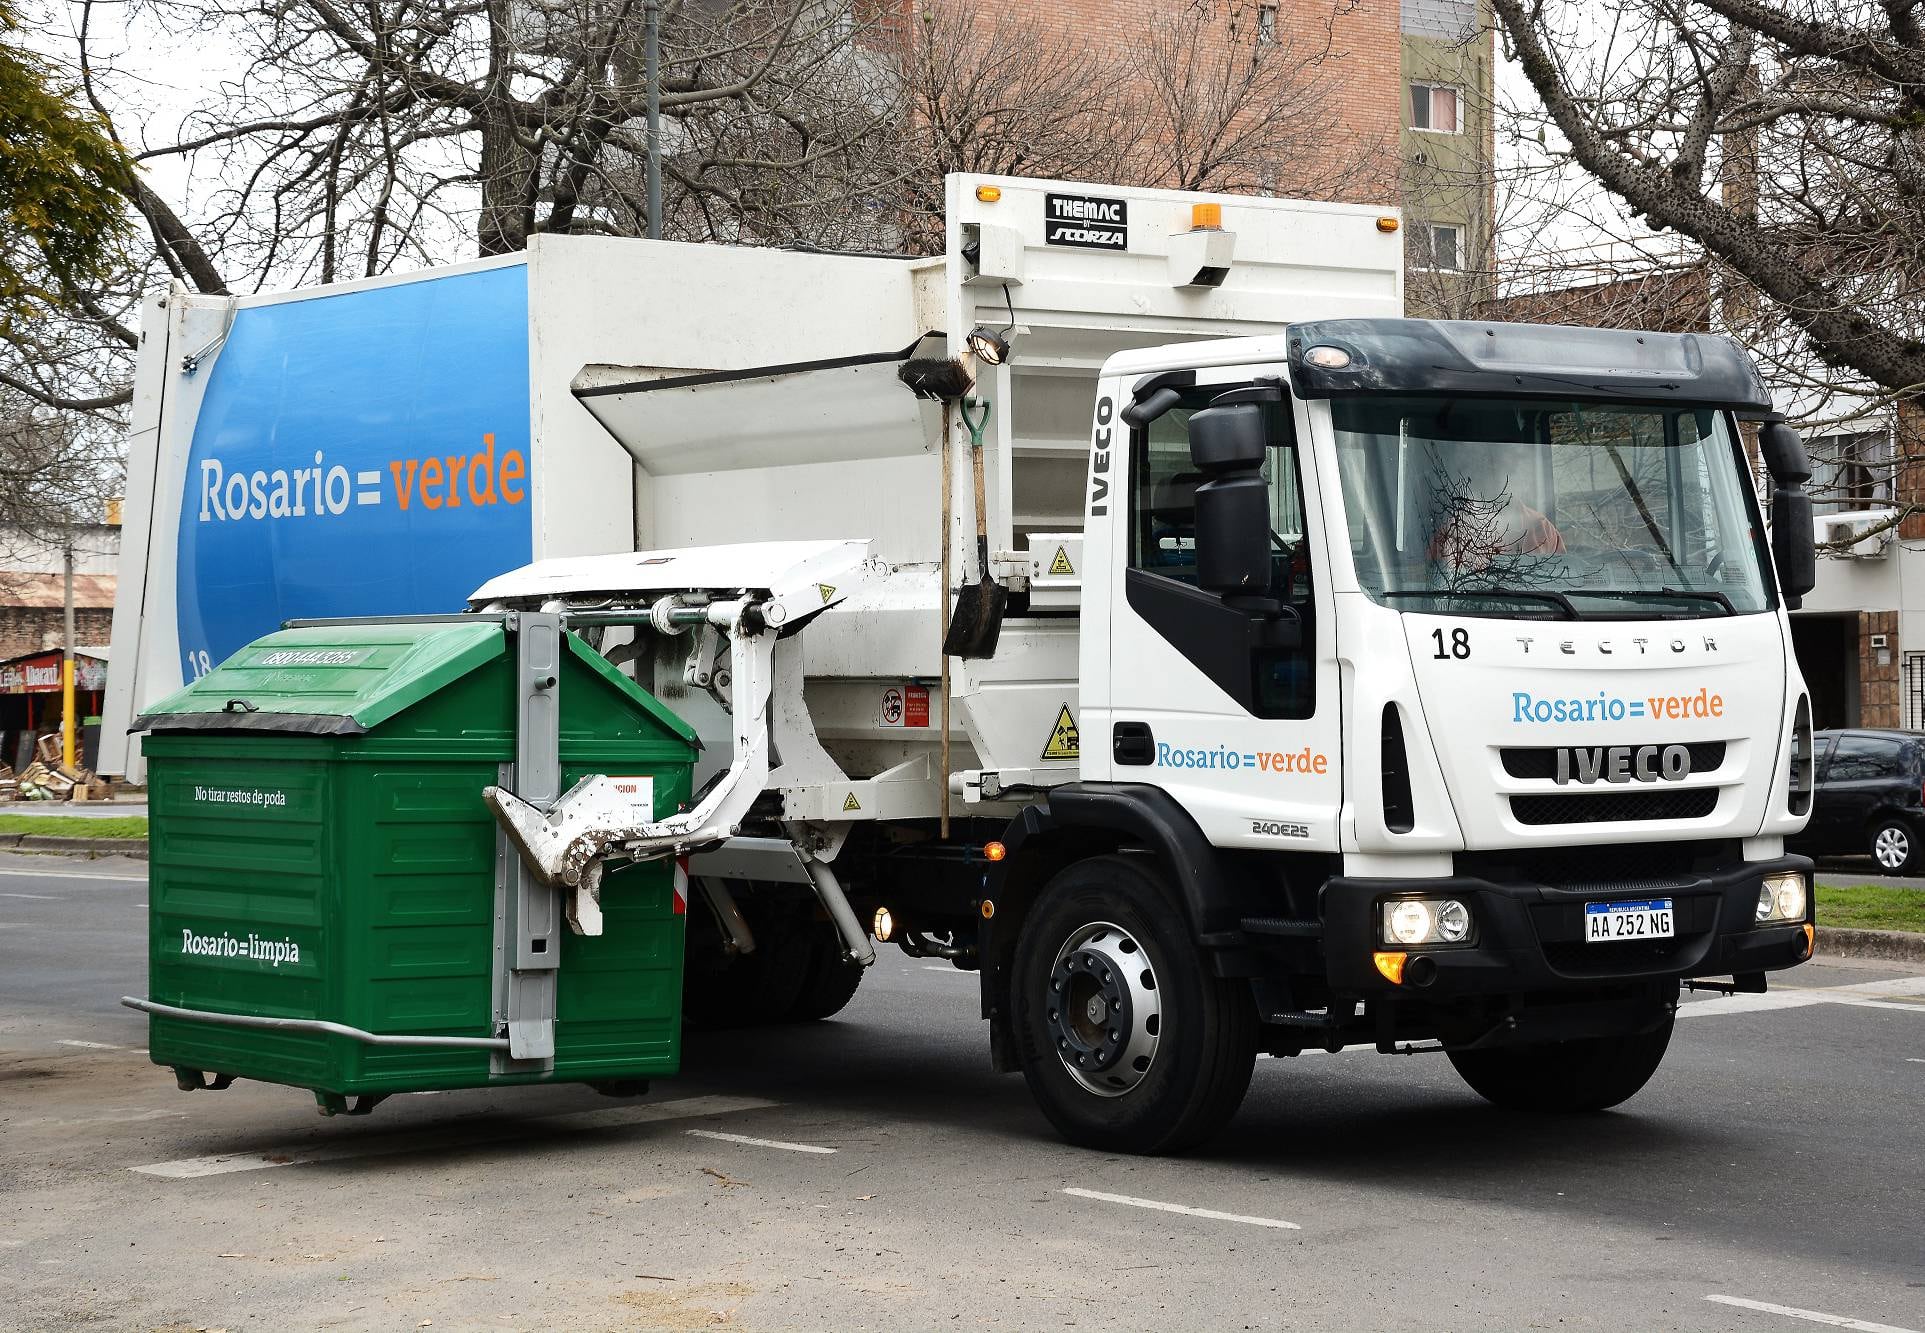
[[1381, 897, 1473, 946], [1756, 873, 1808, 923]]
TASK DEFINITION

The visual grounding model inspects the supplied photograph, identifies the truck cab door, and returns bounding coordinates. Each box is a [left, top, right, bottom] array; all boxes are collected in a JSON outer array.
[[1101, 377, 1342, 852]]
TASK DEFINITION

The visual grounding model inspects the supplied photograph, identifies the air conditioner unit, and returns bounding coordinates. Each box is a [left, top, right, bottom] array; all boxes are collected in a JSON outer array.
[[1816, 509, 1896, 559]]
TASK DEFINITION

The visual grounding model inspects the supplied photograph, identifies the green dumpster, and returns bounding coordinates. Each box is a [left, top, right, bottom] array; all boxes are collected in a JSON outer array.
[[129, 617, 699, 1112]]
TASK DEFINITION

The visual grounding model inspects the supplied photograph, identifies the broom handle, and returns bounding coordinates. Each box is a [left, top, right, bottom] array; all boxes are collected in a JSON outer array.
[[971, 433, 990, 574]]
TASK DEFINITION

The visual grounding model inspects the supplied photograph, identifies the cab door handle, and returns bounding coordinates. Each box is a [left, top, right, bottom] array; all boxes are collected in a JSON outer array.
[[1113, 721, 1155, 766]]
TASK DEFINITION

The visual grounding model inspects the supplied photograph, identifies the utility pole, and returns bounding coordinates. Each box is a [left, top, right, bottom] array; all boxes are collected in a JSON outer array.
[[61, 527, 76, 772], [645, 0, 663, 241]]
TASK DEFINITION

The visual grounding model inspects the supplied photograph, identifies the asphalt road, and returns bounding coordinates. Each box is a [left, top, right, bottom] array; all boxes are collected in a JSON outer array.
[[2, 849, 1922, 1331]]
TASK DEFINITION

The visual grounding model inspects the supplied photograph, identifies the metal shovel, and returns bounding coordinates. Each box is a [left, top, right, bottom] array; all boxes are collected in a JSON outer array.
[[943, 395, 1006, 659]]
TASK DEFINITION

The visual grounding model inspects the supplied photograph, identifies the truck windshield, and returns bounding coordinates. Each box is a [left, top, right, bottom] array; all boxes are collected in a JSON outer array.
[[1331, 395, 1770, 619]]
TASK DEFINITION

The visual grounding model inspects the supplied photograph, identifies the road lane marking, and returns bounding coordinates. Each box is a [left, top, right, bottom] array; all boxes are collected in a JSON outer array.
[[687, 1129, 836, 1154], [1705, 1294, 1922, 1332], [0, 892, 56, 900], [131, 1094, 778, 1179], [0, 868, 147, 884], [920, 965, 973, 976], [54, 1039, 123, 1050], [1061, 1187, 1301, 1230]]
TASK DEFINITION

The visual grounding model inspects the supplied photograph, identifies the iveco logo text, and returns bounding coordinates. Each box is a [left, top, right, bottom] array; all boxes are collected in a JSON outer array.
[[198, 433, 527, 522], [1555, 745, 1692, 785], [1511, 687, 1724, 723]]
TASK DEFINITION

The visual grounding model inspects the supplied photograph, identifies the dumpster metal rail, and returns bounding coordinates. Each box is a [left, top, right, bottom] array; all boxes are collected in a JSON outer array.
[[121, 996, 511, 1050]]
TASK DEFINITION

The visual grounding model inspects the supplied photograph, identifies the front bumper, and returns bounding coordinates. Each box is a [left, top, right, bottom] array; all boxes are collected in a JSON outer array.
[[1323, 855, 1814, 994]]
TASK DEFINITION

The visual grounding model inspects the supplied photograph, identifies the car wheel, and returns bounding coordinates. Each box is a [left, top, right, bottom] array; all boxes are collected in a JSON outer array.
[[1869, 819, 1919, 873]]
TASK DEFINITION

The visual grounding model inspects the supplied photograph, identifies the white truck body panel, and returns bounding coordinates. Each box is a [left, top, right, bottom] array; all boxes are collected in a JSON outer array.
[[105, 175, 1404, 794]]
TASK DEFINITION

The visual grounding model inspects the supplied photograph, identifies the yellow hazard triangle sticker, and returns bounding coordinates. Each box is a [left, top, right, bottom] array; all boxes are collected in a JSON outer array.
[[1048, 546, 1075, 576], [1041, 705, 1080, 761], [818, 583, 836, 604], [842, 792, 862, 812]]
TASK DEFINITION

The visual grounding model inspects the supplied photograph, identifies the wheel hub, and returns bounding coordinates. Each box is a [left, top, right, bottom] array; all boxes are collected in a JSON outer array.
[[1876, 825, 1909, 868], [1044, 921, 1161, 1097]]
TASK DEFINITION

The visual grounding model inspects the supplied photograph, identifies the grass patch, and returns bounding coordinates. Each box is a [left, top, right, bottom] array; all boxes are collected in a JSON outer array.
[[0, 814, 149, 840], [1815, 882, 1925, 934]]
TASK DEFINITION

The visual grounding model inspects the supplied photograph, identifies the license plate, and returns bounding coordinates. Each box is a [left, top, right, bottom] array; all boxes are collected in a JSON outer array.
[[1584, 898, 1675, 943]]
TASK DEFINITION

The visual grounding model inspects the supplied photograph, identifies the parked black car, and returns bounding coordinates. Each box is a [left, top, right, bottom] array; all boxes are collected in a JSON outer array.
[[1789, 729, 1925, 872]]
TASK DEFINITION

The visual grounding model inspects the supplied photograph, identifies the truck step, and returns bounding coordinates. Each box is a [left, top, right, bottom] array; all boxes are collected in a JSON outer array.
[[1240, 916, 1322, 938]]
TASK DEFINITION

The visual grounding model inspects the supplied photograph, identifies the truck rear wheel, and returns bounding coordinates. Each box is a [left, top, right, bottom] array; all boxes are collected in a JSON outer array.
[[1447, 1013, 1674, 1113], [1012, 855, 1255, 1154], [788, 933, 866, 1021]]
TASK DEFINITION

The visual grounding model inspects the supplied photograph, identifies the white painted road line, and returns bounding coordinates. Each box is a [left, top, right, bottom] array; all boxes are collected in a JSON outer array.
[[1705, 1294, 1922, 1333], [0, 892, 57, 900], [131, 1094, 778, 1179], [0, 867, 147, 884], [687, 1129, 836, 1154], [920, 965, 973, 976], [54, 1039, 122, 1050], [1061, 1187, 1301, 1231]]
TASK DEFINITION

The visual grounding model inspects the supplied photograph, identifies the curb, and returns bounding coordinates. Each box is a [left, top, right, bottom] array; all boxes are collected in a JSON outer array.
[[1816, 926, 1925, 965], [0, 834, 149, 861]]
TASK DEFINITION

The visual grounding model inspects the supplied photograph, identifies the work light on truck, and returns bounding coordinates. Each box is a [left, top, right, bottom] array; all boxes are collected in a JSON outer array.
[[1756, 873, 1808, 924], [1381, 897, 1473, 947]]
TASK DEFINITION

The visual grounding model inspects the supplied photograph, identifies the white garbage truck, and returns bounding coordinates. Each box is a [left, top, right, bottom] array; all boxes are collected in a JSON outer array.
[[108, 176, 1820, 1152]]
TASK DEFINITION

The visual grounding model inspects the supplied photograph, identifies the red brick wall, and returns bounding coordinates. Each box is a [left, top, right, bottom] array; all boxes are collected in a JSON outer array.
[[890, 0, 1404, 205], [0, 607, 114, 662], [1859, 609, 1900, 728]]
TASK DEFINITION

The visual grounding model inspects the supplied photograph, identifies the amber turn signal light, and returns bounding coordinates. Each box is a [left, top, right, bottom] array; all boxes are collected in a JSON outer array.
[[1373, 951, 1408, 985]]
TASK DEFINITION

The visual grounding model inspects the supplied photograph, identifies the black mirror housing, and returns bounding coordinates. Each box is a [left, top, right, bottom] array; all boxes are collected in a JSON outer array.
[[1760, 420, 1811, 484], [1195, 473, 1271, 594], [1187, 403, 1267, 473], [1771, 484, 1816, 609]]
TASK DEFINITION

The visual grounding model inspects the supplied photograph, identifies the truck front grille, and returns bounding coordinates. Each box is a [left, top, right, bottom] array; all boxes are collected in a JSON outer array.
[[1499, 741, 1727, 781], [1509, 787, 1719, 826], [1456, 840, 1735, 890]]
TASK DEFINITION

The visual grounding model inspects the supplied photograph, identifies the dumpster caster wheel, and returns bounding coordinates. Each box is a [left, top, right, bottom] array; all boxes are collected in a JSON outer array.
[[173, 1069, 236, 1092], [589, 1080, 650, 1098], [314, 1092, 389, 1117]]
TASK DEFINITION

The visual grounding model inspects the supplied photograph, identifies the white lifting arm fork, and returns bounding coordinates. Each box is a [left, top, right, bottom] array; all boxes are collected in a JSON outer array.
[[484, 596, 775, 936]]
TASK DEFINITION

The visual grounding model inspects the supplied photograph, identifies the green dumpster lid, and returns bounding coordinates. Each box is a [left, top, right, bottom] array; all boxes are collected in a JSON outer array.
[[133, 621, 509, 736]]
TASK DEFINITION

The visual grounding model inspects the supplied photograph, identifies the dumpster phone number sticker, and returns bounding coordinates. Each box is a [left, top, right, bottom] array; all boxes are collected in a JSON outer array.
[[192, 784, 288, 809]]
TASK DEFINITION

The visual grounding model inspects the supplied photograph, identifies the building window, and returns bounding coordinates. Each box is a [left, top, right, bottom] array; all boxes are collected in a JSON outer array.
[[1257, 4, 1278, 43], [1410, 83, 1461, 133], [1407, 223, 1461, 271], [1808, 429, 1891, 513]]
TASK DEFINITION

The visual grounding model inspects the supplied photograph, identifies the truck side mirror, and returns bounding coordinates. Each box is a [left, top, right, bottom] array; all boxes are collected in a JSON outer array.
[[1758, 417, 1815, 608], [1760, 420, 1811, 484], [1187, 402, 1267, 471], [1771, 484, 1816, 609], [1187, 403, 1272, 595]]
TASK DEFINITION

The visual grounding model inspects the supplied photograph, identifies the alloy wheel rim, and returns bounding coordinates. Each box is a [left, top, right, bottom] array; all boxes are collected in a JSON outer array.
[[1044, 921, 1161, 1097], [1875, 826, 1909, 869]]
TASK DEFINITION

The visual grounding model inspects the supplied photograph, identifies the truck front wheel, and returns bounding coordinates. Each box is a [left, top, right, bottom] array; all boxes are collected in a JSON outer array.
[[1447, 1011, 1675, 1113], [1012, 855, 1256, 1154]]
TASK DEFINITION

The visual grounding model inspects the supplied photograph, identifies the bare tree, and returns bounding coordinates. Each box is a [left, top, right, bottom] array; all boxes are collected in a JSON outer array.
[[1131, 0, 1380, 200], [1491, 0, 1925, 399]]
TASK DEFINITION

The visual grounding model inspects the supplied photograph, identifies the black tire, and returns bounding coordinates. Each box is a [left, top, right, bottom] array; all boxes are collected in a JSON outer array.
[[683, 886, 814, 1029], [1012, 854, 1256, 1154], [1869, 818, 1920, 874], [788, 932, 866, 1021], [1448, 1012, 1675, 1112]]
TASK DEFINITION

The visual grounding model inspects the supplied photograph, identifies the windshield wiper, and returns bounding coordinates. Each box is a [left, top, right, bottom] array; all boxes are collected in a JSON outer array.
[[1581, 588, 1736, 616], [1383, 588, 1578, 619]]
